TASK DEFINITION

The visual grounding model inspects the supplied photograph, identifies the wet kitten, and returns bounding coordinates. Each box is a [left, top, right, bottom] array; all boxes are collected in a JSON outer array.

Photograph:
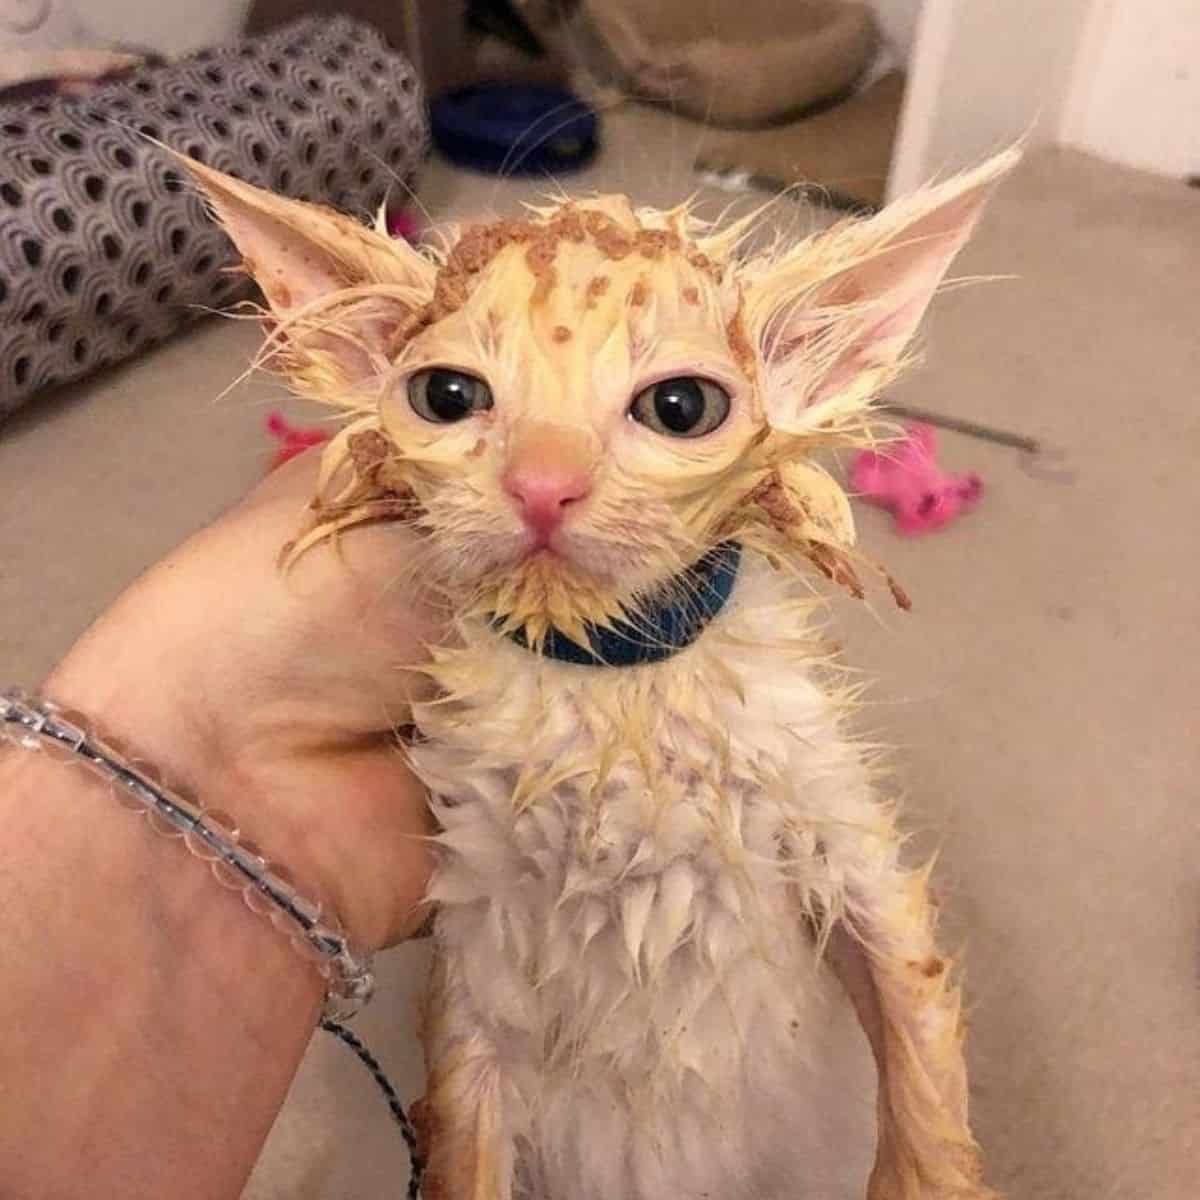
[[188, 149, 1014, 1200]]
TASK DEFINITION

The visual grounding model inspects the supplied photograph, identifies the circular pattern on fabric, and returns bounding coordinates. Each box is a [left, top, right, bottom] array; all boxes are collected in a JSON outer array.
[[0, 16, 429, 418]]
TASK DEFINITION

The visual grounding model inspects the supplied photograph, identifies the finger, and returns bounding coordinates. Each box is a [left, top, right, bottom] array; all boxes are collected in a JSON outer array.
[[242, 445, 325, 507], [241, 454, 447, 674]]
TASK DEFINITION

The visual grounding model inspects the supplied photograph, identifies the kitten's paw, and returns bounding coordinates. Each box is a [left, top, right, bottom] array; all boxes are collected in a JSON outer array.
[[866, 1157, 1000, 1200]]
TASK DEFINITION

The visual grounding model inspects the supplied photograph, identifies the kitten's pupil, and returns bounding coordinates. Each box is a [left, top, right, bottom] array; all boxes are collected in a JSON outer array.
[[409, 368, 493, 423], [427, 372, 474, 420], [653, 379, 705, 433]]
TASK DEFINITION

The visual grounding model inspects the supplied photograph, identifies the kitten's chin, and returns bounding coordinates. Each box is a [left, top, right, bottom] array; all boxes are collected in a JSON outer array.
[[441, 529, 680, 636], [539, 533, 671, 597], [465, 549, 633, 642], [482, 535, 625, 591]]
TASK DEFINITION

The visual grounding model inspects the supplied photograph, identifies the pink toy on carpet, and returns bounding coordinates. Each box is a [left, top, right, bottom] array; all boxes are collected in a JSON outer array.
[[386, 208, 422, 242], [266, 411, 330, 470], [850, 422, 982, 535]]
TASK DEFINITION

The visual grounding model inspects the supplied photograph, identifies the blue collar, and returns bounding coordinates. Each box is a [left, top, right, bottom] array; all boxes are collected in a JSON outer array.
[[508, 541, 741, 668]]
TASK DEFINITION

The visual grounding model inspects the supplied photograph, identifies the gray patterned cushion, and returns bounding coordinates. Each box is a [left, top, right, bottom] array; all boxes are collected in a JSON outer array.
[[0, 16, 428, 419]]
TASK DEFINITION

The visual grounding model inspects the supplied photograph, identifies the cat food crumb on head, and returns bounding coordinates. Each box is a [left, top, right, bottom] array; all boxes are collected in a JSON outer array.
[[556, 207, 587, 243], [530, 268, 557, 306], [525, 236, 558, 278], [348, 428, 391, 471], [585, 275, 610, 307], [634, 228, 681, 259], [726, 307, 755, 376], [583, 211, 635, 260], [524, 235, 560, 306], [552, 325, 572, 343]]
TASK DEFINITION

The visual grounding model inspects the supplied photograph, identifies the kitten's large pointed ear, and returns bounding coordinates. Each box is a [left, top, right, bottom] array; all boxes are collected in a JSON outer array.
[[181, 157, 437, 396], [744, 148, 1018, 433]]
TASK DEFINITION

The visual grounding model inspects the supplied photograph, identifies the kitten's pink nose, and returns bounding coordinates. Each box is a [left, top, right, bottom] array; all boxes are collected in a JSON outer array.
[[503, 465, 591, 538]]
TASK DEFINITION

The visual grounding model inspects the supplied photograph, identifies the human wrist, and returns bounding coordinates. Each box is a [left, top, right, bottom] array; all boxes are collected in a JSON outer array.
[[38, 648, 427, 957], [37, 510, 436, 958], [0, 746, 323, 1198], [18, 672, 391, 979], [0, 743, 324, 1013], [3, 688, 377, 1018]]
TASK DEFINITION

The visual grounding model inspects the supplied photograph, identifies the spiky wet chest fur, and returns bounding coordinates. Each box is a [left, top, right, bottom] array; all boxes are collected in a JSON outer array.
[[411, 560, 881, 1199]]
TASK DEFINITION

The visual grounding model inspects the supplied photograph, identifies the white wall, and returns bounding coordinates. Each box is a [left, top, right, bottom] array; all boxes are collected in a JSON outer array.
[[865, 0, 923, 62], [888, 0, 1094, 196], [1058, 0, 1200, 178], [85, 0, 249, 57]]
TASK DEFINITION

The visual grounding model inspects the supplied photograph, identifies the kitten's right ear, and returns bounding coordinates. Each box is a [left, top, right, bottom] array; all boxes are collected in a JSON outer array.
[[744, 148, 1018, 434], [181, 156, 436, 395]]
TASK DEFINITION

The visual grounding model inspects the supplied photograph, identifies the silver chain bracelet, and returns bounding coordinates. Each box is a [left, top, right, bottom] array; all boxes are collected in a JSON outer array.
[[0, 687, 375, 1021]]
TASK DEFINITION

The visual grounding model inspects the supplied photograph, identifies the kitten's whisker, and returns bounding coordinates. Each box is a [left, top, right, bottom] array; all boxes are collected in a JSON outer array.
[[491, 91, 600, 192], [501, 101, 607, 184], [360, 146, 437, 230]]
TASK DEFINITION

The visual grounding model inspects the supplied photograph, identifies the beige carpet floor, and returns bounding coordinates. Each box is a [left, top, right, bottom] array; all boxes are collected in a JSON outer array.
[[2, 107, 1197, 1198]]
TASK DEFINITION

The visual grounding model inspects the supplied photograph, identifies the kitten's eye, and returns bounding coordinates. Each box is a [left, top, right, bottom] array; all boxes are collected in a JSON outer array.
[[408, 368, 493, 423], [629, 376, 730, 438]]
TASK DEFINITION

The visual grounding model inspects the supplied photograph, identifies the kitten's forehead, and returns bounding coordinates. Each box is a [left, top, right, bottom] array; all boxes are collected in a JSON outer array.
[[414, 195, 749, 386]]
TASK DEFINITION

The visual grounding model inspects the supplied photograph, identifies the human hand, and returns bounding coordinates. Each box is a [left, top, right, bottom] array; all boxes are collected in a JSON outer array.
[[44, 450, 444, 953]]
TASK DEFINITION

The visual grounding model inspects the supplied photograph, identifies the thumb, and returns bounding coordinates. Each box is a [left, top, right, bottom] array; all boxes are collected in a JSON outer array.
[[230, 452, 446, 736]]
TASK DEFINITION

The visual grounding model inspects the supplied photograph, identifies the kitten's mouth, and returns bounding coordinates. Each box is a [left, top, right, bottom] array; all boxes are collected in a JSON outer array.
[[523, 535, 561, 558], [515, 525, 588, 567], [469, 525, 676, 626], [516, 532, 619, 583], [527, 548, 563, 566]]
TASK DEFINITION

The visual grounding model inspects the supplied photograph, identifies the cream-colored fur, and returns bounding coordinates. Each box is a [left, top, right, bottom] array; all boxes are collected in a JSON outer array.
[[416, 561, 877, 1199], [412, 559, 985, 1200], [183, 147, 1018, 1198]]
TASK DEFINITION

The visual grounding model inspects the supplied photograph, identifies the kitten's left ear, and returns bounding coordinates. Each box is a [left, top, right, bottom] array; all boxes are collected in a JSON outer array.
[[744, 148, 1019, 433], [181, 156, 437, 395]]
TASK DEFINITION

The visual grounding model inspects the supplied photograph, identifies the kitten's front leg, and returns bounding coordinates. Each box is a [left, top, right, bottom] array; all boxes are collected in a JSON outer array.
[[823, 869, 998, 1200], [417, 950, 516, 1200]]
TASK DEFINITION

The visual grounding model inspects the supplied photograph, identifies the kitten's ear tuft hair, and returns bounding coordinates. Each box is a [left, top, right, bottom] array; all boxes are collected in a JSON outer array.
[[179, 155, 436, 395], [745, 148, 1019, 434]]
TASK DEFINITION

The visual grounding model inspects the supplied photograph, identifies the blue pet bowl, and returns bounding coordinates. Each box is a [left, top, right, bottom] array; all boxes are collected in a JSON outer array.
[[430, 83, 599, 176]]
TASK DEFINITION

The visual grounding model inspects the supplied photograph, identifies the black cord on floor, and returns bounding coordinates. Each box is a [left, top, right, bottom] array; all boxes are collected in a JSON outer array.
[[320, 1018, 425, 1199]]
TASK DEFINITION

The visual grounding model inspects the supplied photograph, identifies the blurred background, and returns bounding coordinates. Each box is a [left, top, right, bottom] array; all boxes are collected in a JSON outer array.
[[1, 4, 1197, 1200], [8, 1, 1197, 197]]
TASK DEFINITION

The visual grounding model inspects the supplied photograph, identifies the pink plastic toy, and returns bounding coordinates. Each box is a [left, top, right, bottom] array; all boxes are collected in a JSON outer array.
[[266, 411, 330, 471], [387, 207, 421, 241], [850, 422, 982, 536]]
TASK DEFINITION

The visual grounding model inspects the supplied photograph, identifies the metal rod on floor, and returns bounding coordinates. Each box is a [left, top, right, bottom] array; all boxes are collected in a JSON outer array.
[[877, 402, 1076, 482], [693, 159, 878, 215], [877, 402, 1042, 454]]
